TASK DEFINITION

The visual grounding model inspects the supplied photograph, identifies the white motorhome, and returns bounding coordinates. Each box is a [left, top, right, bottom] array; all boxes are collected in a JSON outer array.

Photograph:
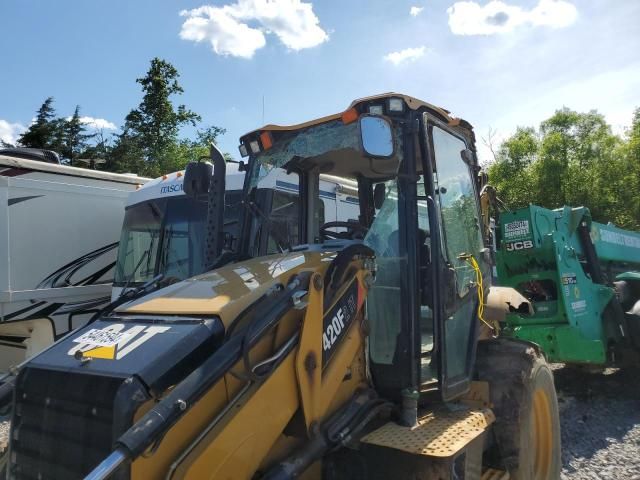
[[112, 164, 360, 299], [0, 151, 149, 369]]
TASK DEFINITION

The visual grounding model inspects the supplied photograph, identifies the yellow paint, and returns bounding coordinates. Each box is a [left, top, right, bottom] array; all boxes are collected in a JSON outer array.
[[174, 352, 301, 479], [83, 345, 115, 359], [295, 272, 324, 433], [532, 387, 553, 480], [118, 252, 331, 328], [125, 256, 372, 479], [361, 408, 495, 458], [132, 381, 229, 479], [318, 270, 370, 417]]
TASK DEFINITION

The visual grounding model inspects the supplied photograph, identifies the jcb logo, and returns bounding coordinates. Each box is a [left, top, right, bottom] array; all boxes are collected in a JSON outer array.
[[506, 240, 533, 252], [68, 324, 170, 360]]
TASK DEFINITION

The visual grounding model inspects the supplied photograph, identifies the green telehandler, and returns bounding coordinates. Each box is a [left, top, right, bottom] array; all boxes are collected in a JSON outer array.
[[493, 203, 640, 366]]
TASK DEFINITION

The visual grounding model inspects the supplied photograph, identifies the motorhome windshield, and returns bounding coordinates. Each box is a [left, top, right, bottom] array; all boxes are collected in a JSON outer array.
[[114, 192, 242, 286]]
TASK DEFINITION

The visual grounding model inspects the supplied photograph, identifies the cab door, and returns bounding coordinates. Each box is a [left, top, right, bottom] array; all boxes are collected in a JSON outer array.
[[426, 118, 486, 401]]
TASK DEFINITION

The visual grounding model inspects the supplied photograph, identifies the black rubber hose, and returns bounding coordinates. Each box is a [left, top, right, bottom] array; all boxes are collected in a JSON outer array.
[[323, 244, 374, 308], [261, 391, 388, 480], [115, 272, 311, 459]]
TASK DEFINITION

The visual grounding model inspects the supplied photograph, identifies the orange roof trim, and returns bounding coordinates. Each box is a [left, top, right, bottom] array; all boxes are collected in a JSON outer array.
[[341, 108, 359, 125], [260, 131, 273, 150]]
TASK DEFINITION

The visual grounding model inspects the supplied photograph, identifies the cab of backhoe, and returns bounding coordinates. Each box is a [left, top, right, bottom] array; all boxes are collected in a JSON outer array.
[[235, 93, 488, 403]]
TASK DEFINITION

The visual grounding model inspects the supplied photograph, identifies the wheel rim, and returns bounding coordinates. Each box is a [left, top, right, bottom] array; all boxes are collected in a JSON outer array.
[[532, 387, 553, 479]]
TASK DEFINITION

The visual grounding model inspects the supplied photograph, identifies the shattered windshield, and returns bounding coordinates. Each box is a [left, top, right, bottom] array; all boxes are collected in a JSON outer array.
[[242, 117, 404, 254], [247, 120, 361, 190]]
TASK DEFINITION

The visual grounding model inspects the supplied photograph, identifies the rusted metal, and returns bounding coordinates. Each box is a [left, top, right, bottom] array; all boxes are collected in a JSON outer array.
[[460, 381, 491, 409]]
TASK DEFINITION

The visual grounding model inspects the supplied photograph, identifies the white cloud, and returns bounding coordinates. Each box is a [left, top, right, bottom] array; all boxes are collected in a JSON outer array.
[[0, 120, 26, 145], [179, 6, 266, 58], [65, 116, 117, 130], [180, 0, 328, 59], [447, 0, 577, 36], [410, 6, 424, 16], [384, 46, 427, 65], [78, 117, 117, 130]]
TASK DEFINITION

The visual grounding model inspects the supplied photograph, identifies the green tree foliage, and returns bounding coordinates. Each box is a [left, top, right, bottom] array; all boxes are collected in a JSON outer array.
[[111, 58, 204, 177], [62, 106, 95, 165], [488, 108, 640, 230], [616, 107, 640, 228], [14, 59, 226, 175], [80, 130, 111, 168], [18, 97, 65, 153]]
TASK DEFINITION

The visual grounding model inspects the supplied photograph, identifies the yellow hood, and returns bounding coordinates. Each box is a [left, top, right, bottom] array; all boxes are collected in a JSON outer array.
[[117, 251, 334, 327]]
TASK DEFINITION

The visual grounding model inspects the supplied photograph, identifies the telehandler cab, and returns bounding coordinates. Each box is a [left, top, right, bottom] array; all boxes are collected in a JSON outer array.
[[6, 94, 561, 480]]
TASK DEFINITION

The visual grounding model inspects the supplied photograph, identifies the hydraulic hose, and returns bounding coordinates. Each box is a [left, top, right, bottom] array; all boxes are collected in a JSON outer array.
[[261, 391, 391, 480], [83, 272, 311, 480]]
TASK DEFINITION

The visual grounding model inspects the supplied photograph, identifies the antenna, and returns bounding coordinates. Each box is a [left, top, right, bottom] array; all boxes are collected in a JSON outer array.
[[262, 95, 265, 124]]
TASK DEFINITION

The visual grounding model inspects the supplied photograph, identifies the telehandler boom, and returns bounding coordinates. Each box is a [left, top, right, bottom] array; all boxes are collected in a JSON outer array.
[[6, 94, 561, 480], [496, 204, 640, 365]]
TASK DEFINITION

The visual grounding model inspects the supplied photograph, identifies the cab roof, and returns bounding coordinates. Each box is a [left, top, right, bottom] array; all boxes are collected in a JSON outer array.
[[240, 92, 468, 141]]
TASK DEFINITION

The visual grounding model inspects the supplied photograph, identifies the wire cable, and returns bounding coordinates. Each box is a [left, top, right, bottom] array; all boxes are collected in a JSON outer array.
[[459, 253, 496, 332]]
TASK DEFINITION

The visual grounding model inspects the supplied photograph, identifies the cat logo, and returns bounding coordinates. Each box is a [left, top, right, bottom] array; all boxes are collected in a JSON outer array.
[[67, 324, 170, 360]]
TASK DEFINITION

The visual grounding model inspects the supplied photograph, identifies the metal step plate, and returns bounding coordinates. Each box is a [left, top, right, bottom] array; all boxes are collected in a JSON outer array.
[[361, 408, 495, 458]]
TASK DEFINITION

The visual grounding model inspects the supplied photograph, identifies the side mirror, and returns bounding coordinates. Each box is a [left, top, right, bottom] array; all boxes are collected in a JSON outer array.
[[460, 148, 474, 165], [359, 115, 394, 158], [183, 161, 213, 198]]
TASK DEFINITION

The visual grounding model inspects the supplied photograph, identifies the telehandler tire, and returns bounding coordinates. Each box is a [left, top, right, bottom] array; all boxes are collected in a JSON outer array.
[[476, 338, 561, 480]]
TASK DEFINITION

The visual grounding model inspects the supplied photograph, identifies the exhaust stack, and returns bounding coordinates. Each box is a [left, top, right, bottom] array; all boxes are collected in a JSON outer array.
[[205, 144, 226, 269]]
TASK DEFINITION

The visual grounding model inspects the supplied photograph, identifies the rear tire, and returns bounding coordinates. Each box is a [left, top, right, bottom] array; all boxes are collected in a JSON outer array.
[[476, 338, 561, 480]]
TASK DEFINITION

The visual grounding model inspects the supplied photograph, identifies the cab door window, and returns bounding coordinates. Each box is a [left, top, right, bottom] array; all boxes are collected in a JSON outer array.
[[364, 180, 403, 365], [431, 125, 484, 393], [433, 127, 483, 295], [417, 180, 436, 383]]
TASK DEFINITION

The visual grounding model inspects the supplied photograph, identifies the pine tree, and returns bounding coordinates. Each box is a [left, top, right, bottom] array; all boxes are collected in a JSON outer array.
[[113, 58, 201, 175], [62, 106, 95, 165], [105, 58, 228, 176], [18, 97, 65, 153]]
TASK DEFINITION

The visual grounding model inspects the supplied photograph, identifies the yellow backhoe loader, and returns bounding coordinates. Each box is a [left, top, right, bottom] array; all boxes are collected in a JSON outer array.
[[5, 93, 561, 479]]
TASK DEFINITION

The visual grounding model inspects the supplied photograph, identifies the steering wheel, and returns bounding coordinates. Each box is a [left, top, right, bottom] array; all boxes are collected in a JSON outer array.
[[320, 221, 368, 240]]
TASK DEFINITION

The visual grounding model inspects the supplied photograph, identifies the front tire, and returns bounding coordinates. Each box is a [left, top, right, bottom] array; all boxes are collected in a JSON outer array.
[[476, 338, 561, 480]]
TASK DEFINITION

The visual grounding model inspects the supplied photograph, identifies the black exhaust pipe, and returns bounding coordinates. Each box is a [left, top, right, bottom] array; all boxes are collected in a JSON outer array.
[[205, 143, 227, 270]]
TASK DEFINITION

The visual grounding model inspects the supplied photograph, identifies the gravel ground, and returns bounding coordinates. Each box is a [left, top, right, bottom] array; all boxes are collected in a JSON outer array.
[[0, 366, 636, 478], [554, 364, 640, 480], [0, 418, 7, 452]]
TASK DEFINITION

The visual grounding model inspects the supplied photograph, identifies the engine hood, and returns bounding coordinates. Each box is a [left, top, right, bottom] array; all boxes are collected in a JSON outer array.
[[116, 251, 334, 327]]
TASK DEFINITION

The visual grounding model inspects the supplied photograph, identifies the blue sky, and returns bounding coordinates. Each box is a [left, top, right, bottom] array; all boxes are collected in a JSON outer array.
[[1, 0, 639, 163]]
